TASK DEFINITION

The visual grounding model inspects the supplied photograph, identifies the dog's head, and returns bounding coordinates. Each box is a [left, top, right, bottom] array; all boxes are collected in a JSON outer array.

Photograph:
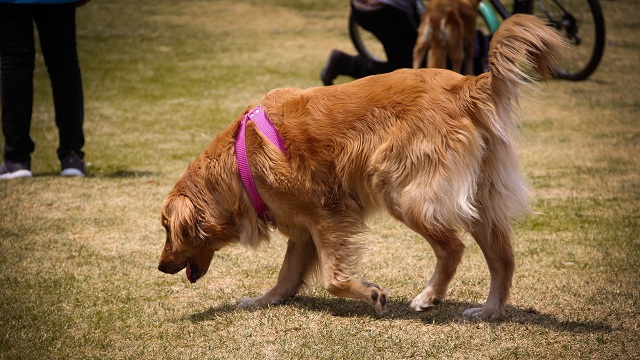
[[157, 193, 219, 283], [157, 117, 273, 283], [157, 170, 266, 283]]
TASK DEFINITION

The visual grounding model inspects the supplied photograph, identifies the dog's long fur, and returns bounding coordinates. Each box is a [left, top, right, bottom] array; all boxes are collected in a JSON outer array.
[[412, 0, 481, 74], [158, 15, 566, 317]]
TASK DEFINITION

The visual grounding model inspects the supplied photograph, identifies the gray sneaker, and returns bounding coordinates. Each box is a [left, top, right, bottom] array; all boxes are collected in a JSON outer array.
[[0, 160, 32, 179], [60, 152, 86, 177]]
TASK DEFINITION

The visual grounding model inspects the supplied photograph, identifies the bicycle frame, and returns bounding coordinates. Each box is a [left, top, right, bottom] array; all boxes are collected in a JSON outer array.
[[489, 0, 513, 19], [489, 0, 535, 18], [480, 0, 501, 34]]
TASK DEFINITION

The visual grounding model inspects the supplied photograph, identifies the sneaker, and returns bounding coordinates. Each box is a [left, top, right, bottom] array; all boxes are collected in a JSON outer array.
[[60, 151, 86, 177], [0, 160, 32, 179]]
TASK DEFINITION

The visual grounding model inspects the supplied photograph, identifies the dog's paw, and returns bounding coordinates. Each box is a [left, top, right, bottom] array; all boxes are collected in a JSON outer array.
[[238, 295, 289, 310], [409, 293, 443, 312], [462, 306, 503, 319], [238, 297, 275, 309], [364, 282, 389, 315]]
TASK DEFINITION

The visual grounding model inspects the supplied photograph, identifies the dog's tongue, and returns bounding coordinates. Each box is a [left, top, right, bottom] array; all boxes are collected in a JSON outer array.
[[186, 259, 195, 284]]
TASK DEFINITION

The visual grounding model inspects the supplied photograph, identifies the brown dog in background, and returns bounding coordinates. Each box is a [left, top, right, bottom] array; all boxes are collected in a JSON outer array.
[[158, 15, 566, 318], [412, 0, 481, 74]]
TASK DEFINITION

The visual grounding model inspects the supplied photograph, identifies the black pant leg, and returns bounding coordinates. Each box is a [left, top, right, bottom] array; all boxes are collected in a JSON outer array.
[[352, 5, 418, 74], [34, 4, 84, 160], [0, 4, 36, 163]]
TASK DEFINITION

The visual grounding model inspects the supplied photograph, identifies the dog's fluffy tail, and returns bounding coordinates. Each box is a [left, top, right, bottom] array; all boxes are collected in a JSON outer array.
[[477, 14, 566, 142], [462, 14, 566, 226]]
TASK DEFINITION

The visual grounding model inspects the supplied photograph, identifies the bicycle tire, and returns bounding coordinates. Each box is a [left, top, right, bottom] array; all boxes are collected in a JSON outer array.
[[533, 0, 606, 81]]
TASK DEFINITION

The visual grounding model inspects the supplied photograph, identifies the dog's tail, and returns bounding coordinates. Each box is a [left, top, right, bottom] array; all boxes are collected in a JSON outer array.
[[463, 15, 566, 226], [475, 14, 566, 142]]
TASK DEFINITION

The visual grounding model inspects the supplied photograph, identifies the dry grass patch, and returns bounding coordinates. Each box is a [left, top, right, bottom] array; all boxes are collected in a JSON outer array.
[[1, 0, 639, 359]]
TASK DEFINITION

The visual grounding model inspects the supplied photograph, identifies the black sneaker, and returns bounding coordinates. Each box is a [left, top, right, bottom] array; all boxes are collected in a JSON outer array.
[[320, 49, 346, 86], [0, 160, 32, 179], [60, 151, 86, 177]]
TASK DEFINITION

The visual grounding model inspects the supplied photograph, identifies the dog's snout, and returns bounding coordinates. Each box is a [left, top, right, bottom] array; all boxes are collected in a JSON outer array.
[[158, 259, 187, 275], [158, 263, 184, 274], [158, 263, 171, 274]]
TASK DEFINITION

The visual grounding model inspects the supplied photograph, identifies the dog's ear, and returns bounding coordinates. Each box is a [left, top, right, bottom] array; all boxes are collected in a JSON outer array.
[[233, 199, 269, 248], [164, 195, 198, 247], [237, 213, 261, 247]]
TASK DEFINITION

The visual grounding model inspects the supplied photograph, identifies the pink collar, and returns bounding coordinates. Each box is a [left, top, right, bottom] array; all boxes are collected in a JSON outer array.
[[235, 107, 288, 217]]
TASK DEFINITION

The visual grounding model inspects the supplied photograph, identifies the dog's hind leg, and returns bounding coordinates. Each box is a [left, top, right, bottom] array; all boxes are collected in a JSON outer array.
[[462, 26, 476, 75], [413, 20, 432, 69], [238, 234, 318, 309], [408, 226, 465, 312], [463, 215, 514, 318]]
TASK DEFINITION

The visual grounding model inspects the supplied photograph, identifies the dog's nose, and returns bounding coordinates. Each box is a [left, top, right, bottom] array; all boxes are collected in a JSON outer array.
[[158, 263, 169, 273]]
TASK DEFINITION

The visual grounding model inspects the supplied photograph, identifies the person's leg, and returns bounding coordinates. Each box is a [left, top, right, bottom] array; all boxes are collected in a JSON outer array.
[[320, 49, 389, 86], [34, 4, 85, 163], [321, 7, 397, 85], [0, 4, 36, 165], [322, 5, 419, 85], [356, 6, 418, 70], [350, 6, 402, 75]]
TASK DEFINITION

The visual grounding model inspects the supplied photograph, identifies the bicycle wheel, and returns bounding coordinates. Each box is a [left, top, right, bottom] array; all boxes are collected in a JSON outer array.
[[533, 0, 606, 81]]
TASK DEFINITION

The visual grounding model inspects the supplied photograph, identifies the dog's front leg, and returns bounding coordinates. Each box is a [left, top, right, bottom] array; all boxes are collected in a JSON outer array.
[[238, 235, 317, 309], [311, 230, 389, 315], [324, 276, 389, 315]]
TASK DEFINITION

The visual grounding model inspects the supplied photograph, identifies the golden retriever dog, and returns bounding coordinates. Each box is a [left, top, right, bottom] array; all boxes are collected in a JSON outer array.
[[158, 15, 565, 318], [412, 0, 481, 74]]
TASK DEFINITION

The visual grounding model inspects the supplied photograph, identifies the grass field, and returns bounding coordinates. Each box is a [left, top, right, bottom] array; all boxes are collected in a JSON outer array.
[[1, 0, 639, 358]]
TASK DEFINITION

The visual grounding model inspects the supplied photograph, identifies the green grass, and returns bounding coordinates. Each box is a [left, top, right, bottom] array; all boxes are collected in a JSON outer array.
[[1, 0, 639, 358]]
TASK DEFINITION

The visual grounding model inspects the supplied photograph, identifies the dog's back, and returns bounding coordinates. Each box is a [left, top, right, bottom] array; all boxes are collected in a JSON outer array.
[[263, 15, 565, 230]]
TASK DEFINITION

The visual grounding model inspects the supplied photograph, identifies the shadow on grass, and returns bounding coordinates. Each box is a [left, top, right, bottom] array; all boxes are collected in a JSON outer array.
[[32, 169, 157, 178], [188, 296, 613, 334], [96, 170, 157, 178]]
